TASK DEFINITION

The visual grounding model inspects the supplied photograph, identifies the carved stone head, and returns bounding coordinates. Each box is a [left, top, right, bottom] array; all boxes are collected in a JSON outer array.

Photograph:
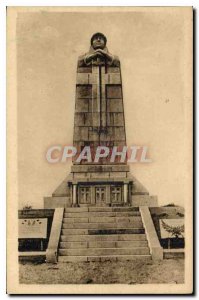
[[91, 32, 107, 50]]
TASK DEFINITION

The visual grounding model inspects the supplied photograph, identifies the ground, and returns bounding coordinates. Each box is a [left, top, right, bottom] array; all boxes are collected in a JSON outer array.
[[19, 259, 184, 284]]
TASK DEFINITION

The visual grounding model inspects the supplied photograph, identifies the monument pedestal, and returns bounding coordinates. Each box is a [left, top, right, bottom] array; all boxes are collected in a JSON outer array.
[[44, 164, 158, 208], [68, 164, 132, 207]]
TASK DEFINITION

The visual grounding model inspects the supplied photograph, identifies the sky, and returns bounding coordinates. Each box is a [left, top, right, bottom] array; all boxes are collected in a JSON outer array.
[[16, 7, 192, 208]]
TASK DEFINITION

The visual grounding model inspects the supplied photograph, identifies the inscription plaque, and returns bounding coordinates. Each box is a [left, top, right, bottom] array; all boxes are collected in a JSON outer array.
[[19, 218, 47, 239]]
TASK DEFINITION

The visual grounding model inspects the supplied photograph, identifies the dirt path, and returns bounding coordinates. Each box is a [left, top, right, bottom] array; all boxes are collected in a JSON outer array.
[[19, 259, 184, 284]]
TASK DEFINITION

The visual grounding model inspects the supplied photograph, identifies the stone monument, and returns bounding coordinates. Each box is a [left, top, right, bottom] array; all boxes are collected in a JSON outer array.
[[44, 33, 158, 208]]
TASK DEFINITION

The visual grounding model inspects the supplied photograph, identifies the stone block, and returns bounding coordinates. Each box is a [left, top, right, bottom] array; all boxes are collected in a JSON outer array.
[[89, 216, 115, 223], [60, 235, 88, 242], [64, 212, 117, 218], [62, 222, 115, 229], [87, 235, 118, 241], [108, 99, 123, 112], [18, 209, 54, 219], [90, 212, 116, 217], [75, 99, 89, 112], [59, 247, 150, 256], [71, 164, 130, 173], [89, 73, 99, 85], [61, 228, 88, 235], [132, 195, 158, 207], [140, 206, 163, 261], [74, 112, 92, 126], [60, 241, 87, 249], [115, 211, 141, 217], [112, 207, 139, 212], [90, 172, 110, 179], [99, 129, 114, 142], [116, 218, 143, 227], [44, 197, 70, 209], [116, 216, 142, 222], [77, 67, 92, 73], [76, 73, 89, 85], [114, 127, 126, 140], [91, 84, 98, 99], [131, 175, 149, 195], [150, 196, 158, 206], [107, 67, 120, 73], [116, 222, 143, 229], [74, 126, 88, 140], [106, 85, 122, 98], [116, 241, 148, 248], [88, 129, 100, 142], [64, 212, 90, 218], [104, 73, 121, 84], [106, 112, 114, 126], [46, 208, 64, 263], [88, 241, 116, 248], [88, 228, 145, 235], [163, 249, 185, 259], [65, 207, 89, 212], [113, 112, 125, 126], [63, 217, 89, 223], [76, 85, 92, 98], [88, 98, 98, 113], [18, 252, 46, 263], [60, 234, 118, 242], [118, 234, 146, 241], [89, 206, 113, 212], [73, 172, 88, 179]]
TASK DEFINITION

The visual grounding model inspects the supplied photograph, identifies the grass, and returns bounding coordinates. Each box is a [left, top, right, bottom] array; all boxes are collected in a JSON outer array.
[[19, 258, 184, 284]]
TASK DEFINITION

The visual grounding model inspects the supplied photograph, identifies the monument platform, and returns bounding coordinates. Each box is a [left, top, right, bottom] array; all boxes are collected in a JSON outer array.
[[58, 206, 152, 262], [44, 164, 157, 208]]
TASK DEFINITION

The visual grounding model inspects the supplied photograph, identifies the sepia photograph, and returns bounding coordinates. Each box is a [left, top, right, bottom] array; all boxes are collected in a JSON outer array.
[[7, 6, 193, 294]]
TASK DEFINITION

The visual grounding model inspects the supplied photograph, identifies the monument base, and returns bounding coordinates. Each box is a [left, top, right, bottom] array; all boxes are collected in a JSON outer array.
[[44, 164, 158, 208]]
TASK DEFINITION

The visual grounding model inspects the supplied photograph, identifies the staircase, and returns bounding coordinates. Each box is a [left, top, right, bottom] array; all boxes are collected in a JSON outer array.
[[58, 207, 151, 262]]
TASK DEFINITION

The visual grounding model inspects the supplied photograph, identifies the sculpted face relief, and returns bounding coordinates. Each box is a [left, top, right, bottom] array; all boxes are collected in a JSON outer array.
[[92, 34, 106, 50]]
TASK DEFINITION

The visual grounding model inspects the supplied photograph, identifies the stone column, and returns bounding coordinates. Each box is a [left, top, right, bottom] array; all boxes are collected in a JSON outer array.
[[70, 184, 73, 207], [72, 184, 77, 207], [91, 186, 95, 205], [106, 185, 111, 206], [123, 183, 128, 205]]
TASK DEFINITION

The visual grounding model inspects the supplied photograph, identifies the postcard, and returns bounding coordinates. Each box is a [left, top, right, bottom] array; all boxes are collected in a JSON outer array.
[[7, 6, 193, 294]]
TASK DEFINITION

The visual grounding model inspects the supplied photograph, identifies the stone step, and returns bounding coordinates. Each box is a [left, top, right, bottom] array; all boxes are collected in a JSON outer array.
[[63, 216, 142, 223], [89, 207, 140, 212], [60, 234, 147, 242], [62, 221, 143, 230], [59, 240, 148, 249], [59, 247, 150, 256], [61, 228, 145, 235], [64, 207, 89, 212], [62, 229, 89, 235], [58, 255, 152, 262], [63, 217, 89, 223], [64, 207, 139, 213], [60, 241, 87, 249], [64, 211, 141, 218], [88, 228, 145, 235]]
